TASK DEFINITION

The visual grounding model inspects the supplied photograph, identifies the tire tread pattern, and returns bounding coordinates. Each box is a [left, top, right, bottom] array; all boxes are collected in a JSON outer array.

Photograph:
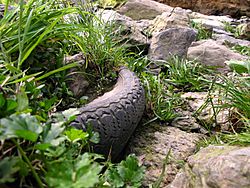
[[71, 67, 145, 159]]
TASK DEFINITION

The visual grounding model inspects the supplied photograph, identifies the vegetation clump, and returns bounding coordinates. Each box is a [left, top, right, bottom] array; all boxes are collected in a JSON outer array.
[[0, 0, 145, 187]]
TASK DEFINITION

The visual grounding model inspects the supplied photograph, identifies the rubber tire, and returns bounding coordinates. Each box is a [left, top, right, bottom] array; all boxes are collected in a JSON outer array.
[[71, 67, 145, 159]]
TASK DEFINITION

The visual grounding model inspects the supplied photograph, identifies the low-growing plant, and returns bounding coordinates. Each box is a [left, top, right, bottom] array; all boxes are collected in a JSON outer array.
[[226, 60, 250, 74], [0, 110, 145, 187], [231, 44, 250, 57], [223, 21, 245, 39], [190, 20, 213, 40], [220, 125, 250, 146], [142, 72, 180, 123], [217, 76, 250, 120], [163, 56, 213, 92], [196, 134, 224, 150]]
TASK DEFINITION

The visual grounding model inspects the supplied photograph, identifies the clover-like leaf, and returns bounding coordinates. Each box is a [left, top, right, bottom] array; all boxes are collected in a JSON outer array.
[[0, 114, 42, 142], [46, 153, 102, 188], [106, 154, 145, 188], [65, 128, 89, 143], [0, 157, 20, 183], [40, 121, 65, 148]]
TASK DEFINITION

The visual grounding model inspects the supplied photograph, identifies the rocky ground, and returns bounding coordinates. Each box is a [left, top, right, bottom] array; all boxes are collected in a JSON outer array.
[[97, 0, 250, 187]]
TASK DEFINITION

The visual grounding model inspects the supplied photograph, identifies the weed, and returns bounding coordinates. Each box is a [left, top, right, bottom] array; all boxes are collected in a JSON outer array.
[[221, 125, 250, 146], [196, 134, 224, 151], [223, 21, 246, 39], [231, 44, 250, 57], [190, 20, 213, 40], [217, 76, 250, 120], [163, 56, 213, 92], [226, 59, 250, 74], [142, 72, 179, 122]]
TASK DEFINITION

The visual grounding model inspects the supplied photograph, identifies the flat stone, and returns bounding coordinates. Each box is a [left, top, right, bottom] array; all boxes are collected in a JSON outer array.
[[149, 27, 197, 61], [117, 0, 173, 20]]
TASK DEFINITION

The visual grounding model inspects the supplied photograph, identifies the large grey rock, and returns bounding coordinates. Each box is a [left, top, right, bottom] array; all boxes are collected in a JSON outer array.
[[97, 9, 150, 53], [127, 125, 202, 187], [187, 39, 247, 72], [169, 145, 250, 188], [117, 0, 173, 20], [149, 27, 197, 61], [149, 7, 191, 34]]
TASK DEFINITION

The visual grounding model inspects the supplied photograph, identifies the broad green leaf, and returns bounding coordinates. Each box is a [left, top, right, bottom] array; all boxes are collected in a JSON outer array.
[[106, 167, 124, 187], [65, 128, 89, 143], [89, 131, 100, 144], [34, 143, 51, 151], [0, 157, 20, 183], [40, 121, 65, 147], [16, 88, 29, 112], [226, 60, 250, 74], [46, 153, 102, 188], [45, 146, 66, 158], [6, 99, 18, 112], [61, 108, 80, 122], [0, 113, 42, 142], [0, 93, 5, 108], [106, 155, 145, 188]]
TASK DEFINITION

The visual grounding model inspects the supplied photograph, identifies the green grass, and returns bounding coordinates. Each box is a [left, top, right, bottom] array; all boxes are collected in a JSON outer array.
[[231, 44, 250, 57], [163, 56, 213, 92], [190, 20, 213, 40], [0, 0, 145, 187]]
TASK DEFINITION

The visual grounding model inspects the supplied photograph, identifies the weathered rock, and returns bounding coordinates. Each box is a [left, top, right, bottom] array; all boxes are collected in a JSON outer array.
[[214, 34, 250, 47], [149, 27, 196, 61], [187, 39, 247, 72], [65, 53, 89, 98], [181, 92, 231, 131], [236, 22, 250, 40], [117, 0, 173, 20], [189, 12, 237, 36], [171, 110, 208, 134], [127, 125, 202, 187], [149, 7, 191, 34], [190, 12, 233, 29], [169, 145, 250, 188], [97, 9, 150, 53], [155, 0, 250, 18]]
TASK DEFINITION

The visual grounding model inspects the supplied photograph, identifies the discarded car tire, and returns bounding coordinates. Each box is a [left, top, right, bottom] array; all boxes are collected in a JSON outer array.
[[71, 67, 145, 160]]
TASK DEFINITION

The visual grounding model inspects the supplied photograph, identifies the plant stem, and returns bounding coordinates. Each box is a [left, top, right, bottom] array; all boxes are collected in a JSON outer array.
[[12, 139, 44, 188]]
